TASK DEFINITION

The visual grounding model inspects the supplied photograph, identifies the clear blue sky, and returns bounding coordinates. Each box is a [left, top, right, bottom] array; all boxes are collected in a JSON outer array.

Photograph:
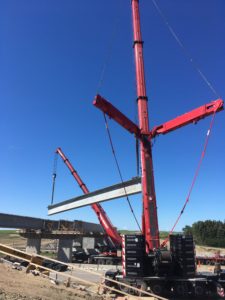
[[0, 1, 224, 232]]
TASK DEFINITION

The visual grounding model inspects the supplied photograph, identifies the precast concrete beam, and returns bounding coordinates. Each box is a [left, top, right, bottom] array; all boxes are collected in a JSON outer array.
[[0, 213, 104, 234], [48, 177, 142, 215]]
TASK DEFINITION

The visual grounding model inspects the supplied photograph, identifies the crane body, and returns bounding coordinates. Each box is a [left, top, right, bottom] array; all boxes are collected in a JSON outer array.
[[50, 0, 225, 297], [94, 0, 223, 253], [94, 0, 224, 297]]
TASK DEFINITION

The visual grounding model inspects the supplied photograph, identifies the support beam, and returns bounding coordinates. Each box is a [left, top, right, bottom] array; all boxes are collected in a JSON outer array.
[[82, 237, 95, 249], [0, 213, 58, 230], [0, 213, 104, 234], [26, 237, 41, 254], [57, 239, 73, 263], [48, 177, 142, 215]]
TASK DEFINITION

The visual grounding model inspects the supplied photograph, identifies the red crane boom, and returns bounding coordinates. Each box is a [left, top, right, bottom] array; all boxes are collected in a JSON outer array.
[[93, 0, 224, 253], [131, 0, 160, 250], [56, 147, 122, 247], [151, 99, 223, 137]]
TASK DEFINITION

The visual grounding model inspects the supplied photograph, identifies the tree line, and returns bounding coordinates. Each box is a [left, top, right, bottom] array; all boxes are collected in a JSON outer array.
[[183, 220, 225, 247]]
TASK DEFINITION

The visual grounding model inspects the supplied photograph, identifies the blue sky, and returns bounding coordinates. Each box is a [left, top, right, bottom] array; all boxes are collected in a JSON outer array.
[[0, 0, 224, 232]]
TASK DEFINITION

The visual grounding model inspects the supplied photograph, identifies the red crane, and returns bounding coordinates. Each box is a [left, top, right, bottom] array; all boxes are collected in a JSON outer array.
[[49, 1, 224, 296], [55, 147, 122, 247], [50, 0, 223, 255], [93, 0, 224, 253]]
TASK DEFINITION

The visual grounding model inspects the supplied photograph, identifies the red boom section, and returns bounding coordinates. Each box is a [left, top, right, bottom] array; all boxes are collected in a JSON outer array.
[[94, 93, 160, 251], [56, 147, 122, 247], [151, 99, 224, 137], [94, 95, 141, 138], [131, 0, 160, 250]]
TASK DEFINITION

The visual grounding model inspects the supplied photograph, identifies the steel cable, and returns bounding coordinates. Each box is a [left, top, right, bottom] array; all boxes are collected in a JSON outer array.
[[151, 0, 221, 98], [103, 113, 142, 232], [161, 112, 217, 247], [51, 152, 58, 205]]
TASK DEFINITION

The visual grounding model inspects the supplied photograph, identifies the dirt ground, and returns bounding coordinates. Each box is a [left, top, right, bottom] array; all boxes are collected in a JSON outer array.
[[0, 262, 101, 300], [1, 232, 225, 299]]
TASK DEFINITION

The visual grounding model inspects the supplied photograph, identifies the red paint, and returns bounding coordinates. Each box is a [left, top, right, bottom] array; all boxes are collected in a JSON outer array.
[[131, 0, 159, 250], [94, 94, 141, 138], [93, 1, 224, 253], [56, 147, 122, 247], [151, 99, 224, 137]]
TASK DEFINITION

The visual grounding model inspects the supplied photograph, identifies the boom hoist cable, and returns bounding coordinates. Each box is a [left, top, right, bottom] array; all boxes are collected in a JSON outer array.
[[151, 0, 221, 99], [96, 2, 121, 94], [161, 111, 218, 247], [149, 0, 223, 246], [103, 113, 142, 232]]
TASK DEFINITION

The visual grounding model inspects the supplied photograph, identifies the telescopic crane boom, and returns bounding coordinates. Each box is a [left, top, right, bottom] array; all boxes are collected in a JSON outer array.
[[55, 147, 122, 247], [93, 0, 224, 253]]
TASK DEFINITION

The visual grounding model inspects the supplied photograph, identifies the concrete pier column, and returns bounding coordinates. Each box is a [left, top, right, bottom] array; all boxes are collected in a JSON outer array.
[[82, 237, 95, 249], [26, 237, 41, 254], [57, 239, 73, 263]]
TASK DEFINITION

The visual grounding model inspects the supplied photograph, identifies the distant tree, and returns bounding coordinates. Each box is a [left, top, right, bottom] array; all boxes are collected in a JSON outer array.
[[182, 225, 192, 235], [183, 220, 225, 247]]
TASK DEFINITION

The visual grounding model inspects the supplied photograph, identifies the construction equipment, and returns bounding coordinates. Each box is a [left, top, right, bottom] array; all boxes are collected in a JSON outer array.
[[49, 0, 224, 297], [93, 0, 224, 297], [52, 147, 123, 264], [54, 147, 121, 248], [49, 149, 141, 263]]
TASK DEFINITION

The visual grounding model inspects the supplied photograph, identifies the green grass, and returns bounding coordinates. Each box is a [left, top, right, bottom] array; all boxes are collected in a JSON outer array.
[[0, 230, 18, 235], [40, 251, 56, 259]]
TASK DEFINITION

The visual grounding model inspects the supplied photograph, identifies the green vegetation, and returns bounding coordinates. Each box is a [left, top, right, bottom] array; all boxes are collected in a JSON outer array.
[[0, 230, 17, 235], [183, 220, 225, 248], [159, 231, 181, 239], [40, 251, 56, 259]]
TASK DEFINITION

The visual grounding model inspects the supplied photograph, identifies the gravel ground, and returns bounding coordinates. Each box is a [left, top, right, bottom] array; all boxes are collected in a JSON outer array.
[[0, 262, 103, 300]]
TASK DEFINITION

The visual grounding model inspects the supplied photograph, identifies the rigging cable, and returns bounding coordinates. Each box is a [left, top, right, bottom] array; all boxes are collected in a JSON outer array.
[[151, 0, 221, 98], [103, 113, 142, 232], [95, 2, 142, 231], [51, 152, 58, 205], [150, 0, 222, 245], [161, 111, 217, 247], [96, 2, 121, 94]]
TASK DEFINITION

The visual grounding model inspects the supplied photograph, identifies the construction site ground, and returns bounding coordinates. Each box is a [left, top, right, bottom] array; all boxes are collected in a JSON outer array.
[[1, 231, 225, 299], [0, 262, 97, 300], [2, 231, 225, 256]]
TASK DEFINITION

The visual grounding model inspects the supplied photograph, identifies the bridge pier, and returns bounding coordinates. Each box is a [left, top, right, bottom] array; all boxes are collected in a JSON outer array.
[[26, 237, 41, 254], [57, 238, 73, 263]]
